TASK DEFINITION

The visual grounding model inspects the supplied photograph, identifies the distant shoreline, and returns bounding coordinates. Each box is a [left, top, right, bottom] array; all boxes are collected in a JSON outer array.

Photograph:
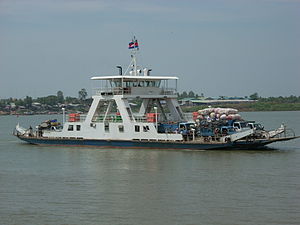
[[181, 102, 300, 113]]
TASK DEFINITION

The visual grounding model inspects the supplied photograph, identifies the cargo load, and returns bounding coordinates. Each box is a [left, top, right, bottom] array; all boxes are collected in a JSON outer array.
[[195, 107, 242, 122]]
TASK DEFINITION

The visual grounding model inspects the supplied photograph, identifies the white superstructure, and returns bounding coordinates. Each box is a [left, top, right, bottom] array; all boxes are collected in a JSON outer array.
[[43, 44, 185, 141]]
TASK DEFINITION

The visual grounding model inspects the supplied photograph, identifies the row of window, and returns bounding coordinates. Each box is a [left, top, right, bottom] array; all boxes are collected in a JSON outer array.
[[135, 125, 150, 132], [117, 125, 150, 133], [68, 124, 150, 133], [68, 125, 81, 131], [104, 123, 150, 133], [112, 81, 161, 88]]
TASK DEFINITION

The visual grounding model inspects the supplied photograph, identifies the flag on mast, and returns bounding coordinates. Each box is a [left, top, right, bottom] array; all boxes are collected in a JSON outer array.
[[128, 37, 139, 50], [134, 39, 139, 50], [128, 41, 134, 49]]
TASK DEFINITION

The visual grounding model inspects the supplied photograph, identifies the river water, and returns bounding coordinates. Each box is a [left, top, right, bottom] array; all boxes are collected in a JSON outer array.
[[0, 111, 299, 225]]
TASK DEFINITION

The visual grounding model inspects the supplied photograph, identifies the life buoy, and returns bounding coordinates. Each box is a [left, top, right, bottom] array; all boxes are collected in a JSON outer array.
[[214, 128, 220, 134]]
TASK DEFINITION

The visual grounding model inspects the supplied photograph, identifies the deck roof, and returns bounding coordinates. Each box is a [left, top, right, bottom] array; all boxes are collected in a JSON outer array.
[[91, 75, 179, 81]]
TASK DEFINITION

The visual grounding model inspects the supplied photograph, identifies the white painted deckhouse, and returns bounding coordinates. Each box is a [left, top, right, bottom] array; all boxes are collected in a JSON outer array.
[[43, 38, 185, 141]]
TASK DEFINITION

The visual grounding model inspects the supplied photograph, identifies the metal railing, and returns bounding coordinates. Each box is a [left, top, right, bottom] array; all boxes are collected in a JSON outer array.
[[92, 115, 123, 123], [91, 114, 163, 123], [133, 115, 148, 122], [93, 87, 177, 96], [65, 112, 192, 124], [161, 88, 177, 95], [272, 128, 295, 138]]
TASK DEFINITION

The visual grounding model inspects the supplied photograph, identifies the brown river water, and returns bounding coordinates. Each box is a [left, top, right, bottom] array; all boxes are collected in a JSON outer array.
[[0, 111, 299, 225]]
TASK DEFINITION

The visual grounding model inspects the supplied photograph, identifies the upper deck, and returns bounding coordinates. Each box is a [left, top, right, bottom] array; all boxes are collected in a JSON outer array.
[[91, 75, 178, 81], [91, 75, 179, 97]]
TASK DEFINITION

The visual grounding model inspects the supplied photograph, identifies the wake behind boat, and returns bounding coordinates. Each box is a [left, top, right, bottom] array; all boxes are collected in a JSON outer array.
[[14, 38, 299, 150]]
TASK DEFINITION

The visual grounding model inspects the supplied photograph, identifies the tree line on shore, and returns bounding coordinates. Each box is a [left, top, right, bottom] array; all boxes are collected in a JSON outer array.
[[177, 91, 300, 102], [0, 89, 91, 113], [1, 90, 300, 114]]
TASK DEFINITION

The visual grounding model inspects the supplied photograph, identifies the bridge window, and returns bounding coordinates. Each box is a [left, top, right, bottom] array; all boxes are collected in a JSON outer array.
[[76, 125, 81, 131], [112, 81, 122, 87], [118, 125, 124, 133], [135, 125, 140, 132], [104, 122, 109, 132], [68, 125, 74, 131], [143, 126, 150, 132]]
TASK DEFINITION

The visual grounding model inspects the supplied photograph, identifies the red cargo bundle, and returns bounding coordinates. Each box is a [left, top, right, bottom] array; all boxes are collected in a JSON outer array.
[[69, 113, 80, 118], [192, 111, 199, 120], [147, 113, 157, 122], [69, 113, 80, 122]]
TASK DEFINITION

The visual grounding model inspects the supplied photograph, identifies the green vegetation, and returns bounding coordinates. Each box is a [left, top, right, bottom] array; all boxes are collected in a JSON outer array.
[[179, 92, 300, 112], [0, 89, 91, 115]]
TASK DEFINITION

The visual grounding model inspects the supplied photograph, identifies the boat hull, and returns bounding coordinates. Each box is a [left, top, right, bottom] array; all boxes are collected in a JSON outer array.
[[15, 135, 289, 150]]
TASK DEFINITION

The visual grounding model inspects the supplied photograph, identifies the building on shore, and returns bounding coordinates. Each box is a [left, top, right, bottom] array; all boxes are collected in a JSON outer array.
[[179, 97, 256, 106]]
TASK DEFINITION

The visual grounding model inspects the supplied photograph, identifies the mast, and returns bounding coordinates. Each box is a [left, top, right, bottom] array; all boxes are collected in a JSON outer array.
[[132, 49, 137, 76], [125, 36, 139, 76]]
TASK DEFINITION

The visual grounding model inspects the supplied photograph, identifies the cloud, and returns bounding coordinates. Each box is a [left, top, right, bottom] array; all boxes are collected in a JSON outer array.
[[0, 0, 108, 16], [0, 0, 179, 16]]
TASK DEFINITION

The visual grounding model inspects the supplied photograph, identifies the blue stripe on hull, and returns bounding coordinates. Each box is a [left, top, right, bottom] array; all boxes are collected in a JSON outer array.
[[17, 136, 235, 150]]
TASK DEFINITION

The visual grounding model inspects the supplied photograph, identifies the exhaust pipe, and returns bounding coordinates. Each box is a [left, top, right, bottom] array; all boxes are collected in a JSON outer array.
[[116, 66, 122, 75]]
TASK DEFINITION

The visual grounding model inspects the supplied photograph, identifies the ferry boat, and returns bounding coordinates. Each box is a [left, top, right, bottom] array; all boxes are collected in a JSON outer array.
[[14, 38, 299, 150]]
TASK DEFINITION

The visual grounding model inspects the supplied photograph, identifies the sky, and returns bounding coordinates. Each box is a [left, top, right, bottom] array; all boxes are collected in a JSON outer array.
[[0, 0, 299, 99]]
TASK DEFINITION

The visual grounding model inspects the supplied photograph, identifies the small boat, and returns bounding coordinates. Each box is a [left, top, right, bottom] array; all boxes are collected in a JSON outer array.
[[14, 38, 299, 150]]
